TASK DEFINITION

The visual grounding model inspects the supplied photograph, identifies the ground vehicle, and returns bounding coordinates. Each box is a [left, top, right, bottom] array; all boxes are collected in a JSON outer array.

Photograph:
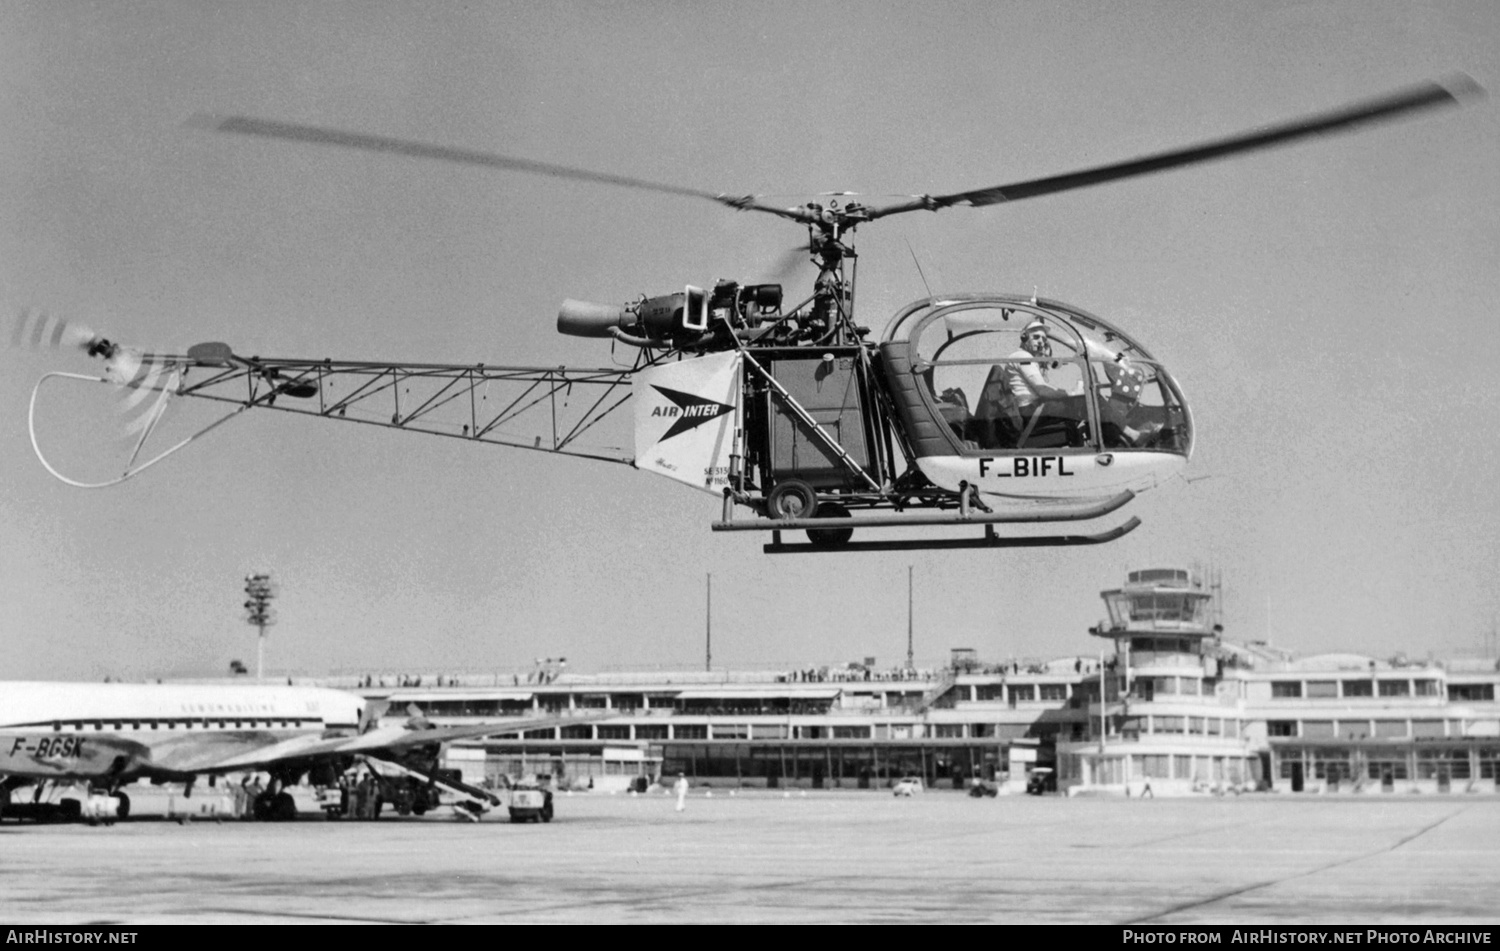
[[0, 789, 82, 823], [504, 782, 554, 823], [893, 777, 924, 797], [1026, 768, 1057, 796], [318, 772, 446, 819], [14, 79, 1475, 550]]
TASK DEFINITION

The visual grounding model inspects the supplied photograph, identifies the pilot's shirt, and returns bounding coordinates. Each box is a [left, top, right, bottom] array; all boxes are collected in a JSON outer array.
[[1005, 349, 1068, 407]]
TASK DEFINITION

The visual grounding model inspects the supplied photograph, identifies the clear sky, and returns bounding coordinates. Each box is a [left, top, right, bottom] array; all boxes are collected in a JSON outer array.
[[2, 1, 1497, 681]]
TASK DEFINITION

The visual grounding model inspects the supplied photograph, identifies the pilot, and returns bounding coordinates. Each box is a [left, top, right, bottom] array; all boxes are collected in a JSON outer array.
[[1001, 319, 1085, 446], [1008, 320, 1069, 403]]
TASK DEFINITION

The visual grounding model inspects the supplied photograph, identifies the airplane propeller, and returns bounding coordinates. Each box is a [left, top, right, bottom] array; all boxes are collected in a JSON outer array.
[[404, 703, 434, 731], [356, 699, 390, 734]]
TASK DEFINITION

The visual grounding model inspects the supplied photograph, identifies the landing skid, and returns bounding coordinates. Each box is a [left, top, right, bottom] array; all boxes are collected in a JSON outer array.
[[715, 489, 1139, 552], [762, 517, 1140, 553], [714, 490, 1136, 533]]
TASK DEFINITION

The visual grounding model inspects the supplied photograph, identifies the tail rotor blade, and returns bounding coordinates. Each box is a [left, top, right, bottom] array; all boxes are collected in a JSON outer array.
[[105, 347, 147, 388], [10, 308, 105, 355], [118, 364, 180, 435]]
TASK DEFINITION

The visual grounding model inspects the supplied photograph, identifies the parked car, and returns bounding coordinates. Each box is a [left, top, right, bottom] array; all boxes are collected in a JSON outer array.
[[892, 777, 924, 797], [1025, 767, 1057, 795], [504, 781, 555, 823]]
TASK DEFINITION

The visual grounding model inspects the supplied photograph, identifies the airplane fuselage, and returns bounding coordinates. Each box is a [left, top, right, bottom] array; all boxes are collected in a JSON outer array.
[[0, 681, 364, 782]]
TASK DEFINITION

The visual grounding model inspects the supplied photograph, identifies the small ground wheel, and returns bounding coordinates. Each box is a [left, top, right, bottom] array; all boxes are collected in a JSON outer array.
[[806, 502, 854, 547], [273, 790, 298, 821], [766, 479, 817, 520]]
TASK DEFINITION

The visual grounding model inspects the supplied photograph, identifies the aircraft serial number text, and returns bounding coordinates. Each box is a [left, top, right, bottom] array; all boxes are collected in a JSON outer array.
[[7, 735, 86, 758], [978, 456, 1076, 478]]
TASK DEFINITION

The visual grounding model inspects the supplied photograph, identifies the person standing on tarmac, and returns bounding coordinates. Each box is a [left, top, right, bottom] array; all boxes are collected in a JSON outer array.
[[673, 772, 689, 812]]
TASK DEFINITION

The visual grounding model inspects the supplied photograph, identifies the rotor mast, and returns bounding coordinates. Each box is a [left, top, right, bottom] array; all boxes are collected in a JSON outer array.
[[797, 199, 868, 345]]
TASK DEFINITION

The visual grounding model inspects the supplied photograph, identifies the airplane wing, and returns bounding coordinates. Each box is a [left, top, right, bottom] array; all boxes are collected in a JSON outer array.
[[0, 713, 609, 782], [204, 712, 602, 772]]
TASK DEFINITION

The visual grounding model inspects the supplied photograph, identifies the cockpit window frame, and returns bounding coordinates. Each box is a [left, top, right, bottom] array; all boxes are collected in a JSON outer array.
[[883, 294, 1190, 458]]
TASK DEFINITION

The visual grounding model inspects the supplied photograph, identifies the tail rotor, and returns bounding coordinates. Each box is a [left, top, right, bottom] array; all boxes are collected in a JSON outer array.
[[11, 307, 114, 359], [10, 305, 246, 487]]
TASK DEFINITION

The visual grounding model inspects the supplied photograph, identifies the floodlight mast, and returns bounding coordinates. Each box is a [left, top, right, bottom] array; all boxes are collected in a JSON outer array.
[[243, 572, 277, 681]]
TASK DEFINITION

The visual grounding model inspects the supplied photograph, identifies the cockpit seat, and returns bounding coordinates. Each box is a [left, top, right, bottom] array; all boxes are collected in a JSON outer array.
[[971, 365, 1022, 449], [913, 365, 973, 443], [933, 384, 970, 436], [879, 341, 965, 457]]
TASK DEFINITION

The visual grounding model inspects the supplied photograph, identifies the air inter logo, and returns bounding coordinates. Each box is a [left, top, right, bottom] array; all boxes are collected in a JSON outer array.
[[649, 385, 733, 441]]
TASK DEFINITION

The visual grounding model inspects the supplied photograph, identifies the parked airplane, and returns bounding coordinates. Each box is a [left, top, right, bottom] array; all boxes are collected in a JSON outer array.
[[0, 680, 583, 822]]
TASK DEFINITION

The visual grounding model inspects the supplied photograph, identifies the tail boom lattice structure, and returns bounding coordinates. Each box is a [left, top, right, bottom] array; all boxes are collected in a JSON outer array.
[[171, 355, 640, 466]]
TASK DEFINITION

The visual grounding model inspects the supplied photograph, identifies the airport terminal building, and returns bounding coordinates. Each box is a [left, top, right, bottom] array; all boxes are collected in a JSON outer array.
[[337, 567, 1500, 797]]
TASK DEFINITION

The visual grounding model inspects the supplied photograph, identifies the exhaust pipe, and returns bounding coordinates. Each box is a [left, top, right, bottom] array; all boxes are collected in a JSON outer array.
[[557, 299, 631, 338]]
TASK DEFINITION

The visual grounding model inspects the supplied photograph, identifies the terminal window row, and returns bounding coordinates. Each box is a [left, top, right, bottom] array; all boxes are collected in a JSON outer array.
[[1062, 754, 1255, 787], [1268, 679, 1451, 699], [1275, 746, 1500, 781], [1134, 753, 1251, 783], [1133, 676, 1208, 697], [1088, 716, 1242, 742], [968, 683, 1071, 702], [507, 722, 1031, 742], [1128, 715, 1241, 737], [1264, 718, 1494, 738]]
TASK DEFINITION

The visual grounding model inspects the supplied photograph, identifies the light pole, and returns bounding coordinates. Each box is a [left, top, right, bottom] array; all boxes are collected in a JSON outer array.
[[243, 572, 277, 681], [906, 565, 915, 671]]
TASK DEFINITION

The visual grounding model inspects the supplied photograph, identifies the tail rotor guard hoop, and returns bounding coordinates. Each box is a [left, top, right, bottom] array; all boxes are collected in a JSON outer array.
[[27, 371, 251, 489]]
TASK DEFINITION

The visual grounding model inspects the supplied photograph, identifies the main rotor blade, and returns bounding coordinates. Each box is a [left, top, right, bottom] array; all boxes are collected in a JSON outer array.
[[194, 114, 771, 211], [868, 75, 1482, 219]]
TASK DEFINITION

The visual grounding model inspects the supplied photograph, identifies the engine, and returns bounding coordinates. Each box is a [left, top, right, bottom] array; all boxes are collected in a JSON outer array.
[[557, 281, 784, 349]]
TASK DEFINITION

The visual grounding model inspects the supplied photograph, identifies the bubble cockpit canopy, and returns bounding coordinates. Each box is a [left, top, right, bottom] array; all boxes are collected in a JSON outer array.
[[879, 295, 1192, 458]]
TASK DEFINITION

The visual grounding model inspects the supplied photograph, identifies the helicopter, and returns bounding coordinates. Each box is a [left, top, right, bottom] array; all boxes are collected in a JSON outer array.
[[12, 76, 1480, 553]]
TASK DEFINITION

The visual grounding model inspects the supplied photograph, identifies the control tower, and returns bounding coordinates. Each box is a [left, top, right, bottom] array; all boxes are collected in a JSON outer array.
[[1056, 567, 1254, 796]]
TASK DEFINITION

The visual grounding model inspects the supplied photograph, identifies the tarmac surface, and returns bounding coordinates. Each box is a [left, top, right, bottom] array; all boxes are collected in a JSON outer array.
[[2, 787, 1498, 925]]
